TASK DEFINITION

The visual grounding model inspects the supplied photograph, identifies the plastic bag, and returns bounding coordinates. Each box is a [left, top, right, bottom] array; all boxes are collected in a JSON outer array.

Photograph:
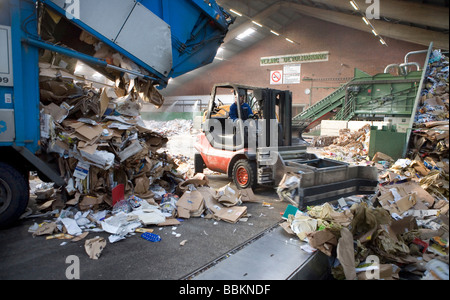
[[112, 199, 131, 214], [160, 193, 179, 216], [128, 195, 145, 210]]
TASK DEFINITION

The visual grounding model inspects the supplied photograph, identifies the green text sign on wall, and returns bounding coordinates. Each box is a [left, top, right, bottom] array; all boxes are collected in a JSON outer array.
[[260, 51, 329, 66]]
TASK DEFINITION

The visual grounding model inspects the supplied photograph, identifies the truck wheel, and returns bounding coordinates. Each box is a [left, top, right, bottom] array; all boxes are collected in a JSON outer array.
[[0, 162, 29, 228], [232, 159, 257, 190], [194, 153, 204, 174]]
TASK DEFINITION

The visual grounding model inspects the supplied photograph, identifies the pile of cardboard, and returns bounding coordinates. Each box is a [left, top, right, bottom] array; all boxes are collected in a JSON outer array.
[[29, 27, 206, 246], [175, 176, 258, 223], [414, 49, 449, 125], [391, 48, 449, 226], [29, 60, 201, 253], [332, 124, 371, 149], [27, 174, 256, 260], [310, 135, 336, 147], [379, 156, 449, 201], [316, 124, 372, 163], [36, 21, 211, 211], [406, 50, 449, 200], [37, 22, 192, 203], [278, 152, 448, 281], [39, 65, 185, 209], [276, 50, 449, 280], [280, 193, 448, 280], [411, 121, 449, 159]]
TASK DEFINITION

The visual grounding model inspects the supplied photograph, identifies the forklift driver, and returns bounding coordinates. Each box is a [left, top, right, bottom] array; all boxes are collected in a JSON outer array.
[[229, 89, 254, 121]]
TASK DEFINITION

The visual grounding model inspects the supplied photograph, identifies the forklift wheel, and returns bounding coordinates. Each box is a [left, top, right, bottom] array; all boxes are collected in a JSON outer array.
[[194, 153, 204, 174], [232, 159, 257, 190]]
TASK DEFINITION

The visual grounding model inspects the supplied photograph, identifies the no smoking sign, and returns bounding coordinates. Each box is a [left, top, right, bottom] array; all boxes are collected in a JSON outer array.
[[270, 70, 283, 85]]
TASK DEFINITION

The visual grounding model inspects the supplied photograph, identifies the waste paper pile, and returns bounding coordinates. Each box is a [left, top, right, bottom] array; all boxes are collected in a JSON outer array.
[[407, 49, 449, 192], [38, 61, 183, 213], [278, 49, 448, 280], [27, 173, 255, 259], [25, 26, 252, 259], [279, 189, 448, 280], [414, 49, 449, 125], [36, 23, 184, 208], [311, 124, 372, 164]]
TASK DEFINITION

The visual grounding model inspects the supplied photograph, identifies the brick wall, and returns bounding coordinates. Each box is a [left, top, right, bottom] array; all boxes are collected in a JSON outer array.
[[164, 15, 427, 107]]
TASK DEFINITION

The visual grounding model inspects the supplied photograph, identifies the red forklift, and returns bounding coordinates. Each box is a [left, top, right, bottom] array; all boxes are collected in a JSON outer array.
[[194, 83, 378, 209]]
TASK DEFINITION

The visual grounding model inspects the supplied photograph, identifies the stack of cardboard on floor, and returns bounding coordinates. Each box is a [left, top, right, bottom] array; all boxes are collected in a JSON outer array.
[[175, 175, 259, 223]]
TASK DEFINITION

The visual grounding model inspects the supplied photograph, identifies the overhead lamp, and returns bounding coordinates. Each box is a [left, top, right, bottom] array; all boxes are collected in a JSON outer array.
[[236, 28, 256, 40], [350, 1, 359, 10], [270, 30, 280, 36], [229, 9, 242, 16], [286, 38, 294, 44], [252, 21, 263, 27], [348, 2, 386, 46]]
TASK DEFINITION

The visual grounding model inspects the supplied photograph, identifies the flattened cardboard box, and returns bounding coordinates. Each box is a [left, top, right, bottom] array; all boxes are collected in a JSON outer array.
[[76, 124, 104, 142], [201, 187, 247, 223], [215, 184, 240, 207], [214, 205, 247, 224], [178, 173, 209, 192], [176, 190, 205, 218]]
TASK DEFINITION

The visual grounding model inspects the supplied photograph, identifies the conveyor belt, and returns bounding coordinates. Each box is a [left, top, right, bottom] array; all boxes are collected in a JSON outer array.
[[181, 223, 330, 280]]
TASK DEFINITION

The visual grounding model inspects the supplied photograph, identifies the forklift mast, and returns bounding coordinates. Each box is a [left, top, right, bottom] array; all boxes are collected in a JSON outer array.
[[260, 88, 293, 147], [204, 83, 300, 151]]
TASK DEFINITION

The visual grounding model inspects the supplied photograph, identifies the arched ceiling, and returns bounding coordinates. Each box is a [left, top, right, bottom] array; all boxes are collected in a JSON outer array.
[[162, 0, 448, 95]]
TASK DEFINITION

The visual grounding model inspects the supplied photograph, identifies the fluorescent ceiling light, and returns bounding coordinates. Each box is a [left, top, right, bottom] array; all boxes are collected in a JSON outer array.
[[350, 1, 359, 10], [252, 21, 263, 27], [236, 28, 256, 40], [270, 30, 280, 36], [362, 17, 369, 25], [372, 29, 378, 36], [380, 38, 386, 45], [229, 9, 242, 16], [286, 38, 294, 44]]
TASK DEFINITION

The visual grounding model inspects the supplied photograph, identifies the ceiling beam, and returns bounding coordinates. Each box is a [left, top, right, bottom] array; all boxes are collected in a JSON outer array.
[[310, 0, 449, 30], [221, 1, 448, 49], [222, 2, 283, 44], [285, 2, 449, 49]]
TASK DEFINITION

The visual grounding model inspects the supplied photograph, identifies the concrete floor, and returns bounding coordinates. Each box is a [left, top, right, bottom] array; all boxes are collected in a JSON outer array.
[[0, 175, 291, 280]]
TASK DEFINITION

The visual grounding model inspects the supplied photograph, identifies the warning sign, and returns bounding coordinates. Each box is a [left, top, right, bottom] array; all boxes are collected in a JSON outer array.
[[283, 64, 301, 84], [270, 70, 283, 85]]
